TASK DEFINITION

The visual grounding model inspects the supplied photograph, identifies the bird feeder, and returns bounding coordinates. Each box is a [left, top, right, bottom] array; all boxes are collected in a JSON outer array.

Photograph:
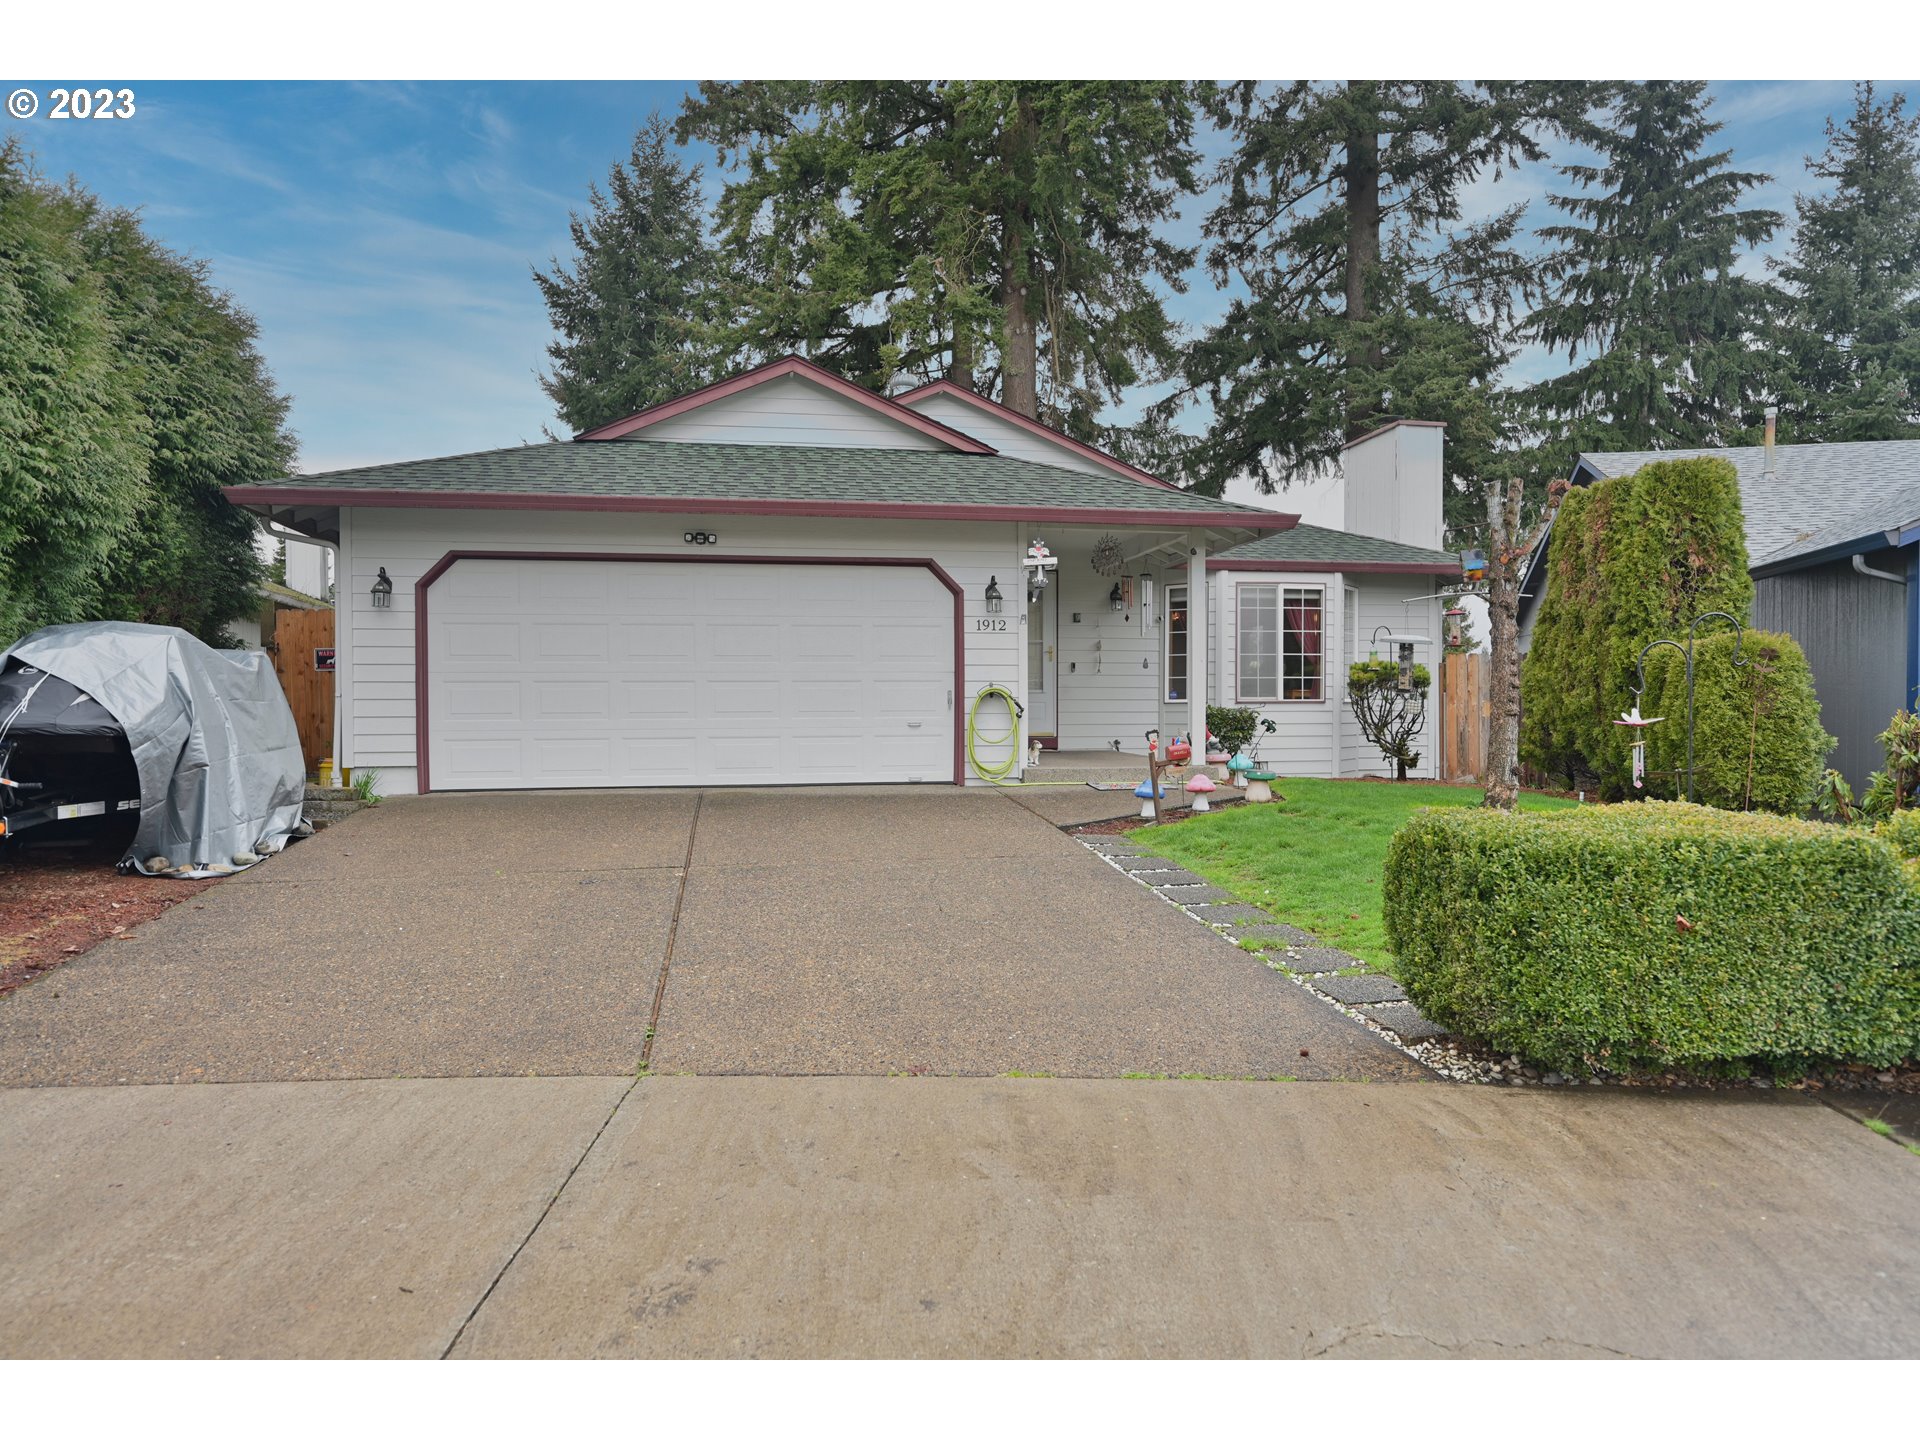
[[1227, 753, 1252, 789], [1133, 778, 1165, 820], [1443, 606, 1467, 651], [1185, 772, 1216, 812], [1245, 769, 1278, 804]]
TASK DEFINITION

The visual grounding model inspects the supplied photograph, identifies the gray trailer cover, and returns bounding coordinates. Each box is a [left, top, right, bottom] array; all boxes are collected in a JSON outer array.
[[0, 622, 306, 876]]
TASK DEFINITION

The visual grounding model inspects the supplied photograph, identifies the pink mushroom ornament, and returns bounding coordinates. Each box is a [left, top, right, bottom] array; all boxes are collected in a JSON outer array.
[[1185, 771, 1217, 812]]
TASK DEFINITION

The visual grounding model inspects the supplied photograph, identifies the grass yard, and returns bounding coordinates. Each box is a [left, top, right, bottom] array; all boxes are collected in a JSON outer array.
[[1133, 777, 1577, 977]]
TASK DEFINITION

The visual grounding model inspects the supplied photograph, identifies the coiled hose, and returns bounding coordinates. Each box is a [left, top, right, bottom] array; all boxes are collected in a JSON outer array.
[[966, 684, 1023, 784]]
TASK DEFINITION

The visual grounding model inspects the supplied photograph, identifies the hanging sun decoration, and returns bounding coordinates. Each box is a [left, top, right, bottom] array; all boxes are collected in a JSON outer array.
[[1090, 534, 1125, 577]]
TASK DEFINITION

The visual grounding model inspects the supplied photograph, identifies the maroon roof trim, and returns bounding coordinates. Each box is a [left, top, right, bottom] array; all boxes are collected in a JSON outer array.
[[570, 355, 996, 453], [1208, 557, 1459, 575], [1341, 418, 1448, 450], [227, 486, 1297, 531], [412, 551, 966, 793], [895, 379, 1178, 490]]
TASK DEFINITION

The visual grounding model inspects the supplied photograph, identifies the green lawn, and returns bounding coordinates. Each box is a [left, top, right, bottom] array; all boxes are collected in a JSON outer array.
[[1135, 778, 1577, 977]]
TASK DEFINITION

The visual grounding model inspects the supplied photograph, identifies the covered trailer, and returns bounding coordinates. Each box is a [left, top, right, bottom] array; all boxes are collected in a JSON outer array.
[[0, 623, 308, 876]]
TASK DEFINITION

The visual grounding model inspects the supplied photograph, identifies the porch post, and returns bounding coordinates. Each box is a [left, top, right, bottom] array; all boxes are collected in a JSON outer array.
[[1188, 532, 1208, 749]]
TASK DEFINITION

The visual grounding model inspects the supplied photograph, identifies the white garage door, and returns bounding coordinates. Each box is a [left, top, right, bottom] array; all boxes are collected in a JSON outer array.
[[426, 559, 954, 789]]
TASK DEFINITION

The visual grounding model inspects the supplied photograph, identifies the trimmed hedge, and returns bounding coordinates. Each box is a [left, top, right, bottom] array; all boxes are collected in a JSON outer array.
[[1640, 629, 1833, 814], [1383, 801, 1920, 1071]]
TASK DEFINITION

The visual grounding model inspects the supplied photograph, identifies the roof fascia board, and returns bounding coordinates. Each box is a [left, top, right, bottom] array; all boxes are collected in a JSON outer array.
[[224, 486, 1297, 531], [1209, 557, 1459, 575], [572, 356, 995, 453]]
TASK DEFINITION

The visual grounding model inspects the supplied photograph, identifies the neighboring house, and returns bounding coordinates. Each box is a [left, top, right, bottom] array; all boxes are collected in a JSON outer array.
[[226, 579, 332, 651], [1517, 431, 1920, 792]]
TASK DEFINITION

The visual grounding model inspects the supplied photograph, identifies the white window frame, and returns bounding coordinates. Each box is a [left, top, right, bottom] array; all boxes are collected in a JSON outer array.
[[1237, 582, 1326, 704], [1164, 584, 1189, 702]]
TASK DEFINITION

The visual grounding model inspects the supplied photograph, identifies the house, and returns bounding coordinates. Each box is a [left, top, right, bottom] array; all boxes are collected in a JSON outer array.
[[224, 356, 1457, 794], [1517, 425, 1920, 791]]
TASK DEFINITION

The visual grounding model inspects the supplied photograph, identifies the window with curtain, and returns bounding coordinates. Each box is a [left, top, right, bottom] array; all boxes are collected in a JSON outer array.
[[1282, 587, 1324, 700], [1165, 585, 1188, 701]]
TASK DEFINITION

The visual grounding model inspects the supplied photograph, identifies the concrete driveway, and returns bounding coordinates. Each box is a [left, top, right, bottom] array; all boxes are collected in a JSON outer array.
[[4, 787, 1917, 1359], [0, 787, 1422, 1084]]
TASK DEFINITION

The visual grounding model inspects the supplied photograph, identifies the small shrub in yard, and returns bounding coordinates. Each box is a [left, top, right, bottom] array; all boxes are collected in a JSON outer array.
[[1876, 808, 1920, 860], [1383, 801, 1920, 1072], [1207, 705, 1259, 757]]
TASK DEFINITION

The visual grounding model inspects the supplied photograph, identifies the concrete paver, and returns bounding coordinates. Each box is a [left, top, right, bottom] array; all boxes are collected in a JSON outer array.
[[452, 1076, 1920, 1359], [0, 1076, 629, 1358]]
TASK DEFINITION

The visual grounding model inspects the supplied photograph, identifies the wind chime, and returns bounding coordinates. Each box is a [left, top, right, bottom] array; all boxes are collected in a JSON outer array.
[[1612, 704, 1665, 791]]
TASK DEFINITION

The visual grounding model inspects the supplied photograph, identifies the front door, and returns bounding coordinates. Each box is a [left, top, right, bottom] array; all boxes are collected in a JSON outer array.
[[1027, 581, 1058, 743]]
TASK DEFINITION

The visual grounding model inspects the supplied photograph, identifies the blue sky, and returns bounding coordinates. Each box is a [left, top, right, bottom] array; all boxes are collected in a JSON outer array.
[[0, 79, 1902, 473]]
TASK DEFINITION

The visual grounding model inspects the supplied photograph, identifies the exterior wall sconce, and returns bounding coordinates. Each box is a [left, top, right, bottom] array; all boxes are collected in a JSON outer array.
[[1109, 582, 1124, 612], [984, 576, 1003, 614], [370, 567, 393, 609]]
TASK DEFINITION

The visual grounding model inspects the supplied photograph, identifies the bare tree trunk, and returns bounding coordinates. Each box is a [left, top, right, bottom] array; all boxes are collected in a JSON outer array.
[[1343, 84, 1384, 441], [997, 93, 1040, 419], [949, 329, 975, 392], [1483, 471, 1569, 810]]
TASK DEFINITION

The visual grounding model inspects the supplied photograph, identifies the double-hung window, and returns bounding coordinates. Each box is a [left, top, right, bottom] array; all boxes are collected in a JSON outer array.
[[1237, 584, 1324, 702]]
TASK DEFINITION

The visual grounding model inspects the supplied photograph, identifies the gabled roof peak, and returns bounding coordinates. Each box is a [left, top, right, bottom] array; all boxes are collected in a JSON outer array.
[[573, 354, 997, 454]]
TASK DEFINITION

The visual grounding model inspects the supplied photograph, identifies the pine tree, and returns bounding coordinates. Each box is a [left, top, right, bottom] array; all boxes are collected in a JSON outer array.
[[1525, 81, 1781, 456], [534, 113, 721, 434], [676, 81, 1201, 437], [1168, 81, 1586, 509], [1773, 83, 1920, 441]]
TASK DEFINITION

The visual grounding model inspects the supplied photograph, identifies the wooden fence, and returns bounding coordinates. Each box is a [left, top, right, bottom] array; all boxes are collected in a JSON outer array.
[[269, 607, 335, 777], [1440, 652, 1490, 784]]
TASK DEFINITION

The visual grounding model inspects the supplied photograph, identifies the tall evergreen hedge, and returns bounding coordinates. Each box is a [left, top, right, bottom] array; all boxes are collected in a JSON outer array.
[[1520, 457, 1754, 794], [1640, 629, 1833, 813]]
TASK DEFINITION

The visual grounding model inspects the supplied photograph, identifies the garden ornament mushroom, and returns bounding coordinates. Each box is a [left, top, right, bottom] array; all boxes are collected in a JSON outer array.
[[1133, 778, 1164, 819], [1185, 771, 1216, 812], [1227, 753, 1252, 789], [1245, 769, 1278, 804]]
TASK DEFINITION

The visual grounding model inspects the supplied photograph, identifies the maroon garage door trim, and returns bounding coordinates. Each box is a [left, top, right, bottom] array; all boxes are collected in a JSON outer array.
[[410, 550, 966, 793]]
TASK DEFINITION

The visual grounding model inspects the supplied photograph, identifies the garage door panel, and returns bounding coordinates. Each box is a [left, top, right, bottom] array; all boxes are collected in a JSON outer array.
[[427, 559, 953, 790]]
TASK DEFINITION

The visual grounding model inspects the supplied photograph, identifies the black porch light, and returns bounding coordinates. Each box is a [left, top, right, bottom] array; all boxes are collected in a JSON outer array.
[[984, 576, 1003, 614], [370, 567, 394, 609], [1109, 581, 1124, 612]]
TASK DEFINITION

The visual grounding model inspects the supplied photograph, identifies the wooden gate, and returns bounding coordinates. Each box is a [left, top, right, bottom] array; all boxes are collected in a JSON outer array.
[[270, 607, 334, 777], [1440, 652, 1490, 783]]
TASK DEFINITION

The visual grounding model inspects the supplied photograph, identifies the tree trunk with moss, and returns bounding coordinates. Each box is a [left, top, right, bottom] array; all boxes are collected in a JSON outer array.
[[1484, 471, 1569, 810]]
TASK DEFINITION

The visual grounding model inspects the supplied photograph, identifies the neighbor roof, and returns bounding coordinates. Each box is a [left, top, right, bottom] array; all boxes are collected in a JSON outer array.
[[1211, 522, 1459, 574], [1575, 440, 1920, 572], [225, 441, 1294, 532]]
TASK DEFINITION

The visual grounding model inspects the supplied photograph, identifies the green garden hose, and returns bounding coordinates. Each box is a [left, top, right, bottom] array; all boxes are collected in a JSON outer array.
[[967, 685, 1023, 784]]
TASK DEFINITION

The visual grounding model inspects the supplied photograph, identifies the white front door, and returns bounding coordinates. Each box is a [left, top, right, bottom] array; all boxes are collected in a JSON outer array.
[[1027, 582, 1058, 740], [426, 558, 954, 789]]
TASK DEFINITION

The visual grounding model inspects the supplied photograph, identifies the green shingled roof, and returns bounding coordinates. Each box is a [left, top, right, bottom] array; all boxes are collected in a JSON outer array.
[[242, 440, 1283, 523], [1216, 522, 1459, 569]]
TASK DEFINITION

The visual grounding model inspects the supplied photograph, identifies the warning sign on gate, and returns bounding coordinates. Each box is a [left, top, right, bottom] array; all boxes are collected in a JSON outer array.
[[315, 647, 336, 673]]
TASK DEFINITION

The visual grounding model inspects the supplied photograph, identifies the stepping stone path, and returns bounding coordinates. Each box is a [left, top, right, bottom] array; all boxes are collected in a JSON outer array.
[[1073, 828, 1452, 1062]]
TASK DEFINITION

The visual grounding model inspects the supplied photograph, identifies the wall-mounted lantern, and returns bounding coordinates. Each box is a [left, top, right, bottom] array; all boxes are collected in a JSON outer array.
[[1109, 581, 1124, 612], [984, 576, 1003, 615], [370, 567, 393, 609]]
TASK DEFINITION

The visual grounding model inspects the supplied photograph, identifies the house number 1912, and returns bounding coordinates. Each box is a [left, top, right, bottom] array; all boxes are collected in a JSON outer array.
[[975, 618, 1007, 631]]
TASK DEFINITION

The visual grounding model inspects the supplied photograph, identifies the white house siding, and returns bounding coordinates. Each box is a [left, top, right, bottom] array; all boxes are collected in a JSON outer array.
[[900, 393, 1122, 478], [337, 506, 1021, 794], [1343, 577, 1444, 780], [631, 374, 949, 450], [1212, 569, 1342, 776]]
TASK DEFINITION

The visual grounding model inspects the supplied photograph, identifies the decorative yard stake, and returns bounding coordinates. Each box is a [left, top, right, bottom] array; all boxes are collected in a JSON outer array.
[[1629, 612, 1749, 803]]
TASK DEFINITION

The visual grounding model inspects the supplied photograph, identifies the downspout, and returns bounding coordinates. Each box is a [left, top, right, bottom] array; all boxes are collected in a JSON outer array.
[[1907, 539, 1919, 713]]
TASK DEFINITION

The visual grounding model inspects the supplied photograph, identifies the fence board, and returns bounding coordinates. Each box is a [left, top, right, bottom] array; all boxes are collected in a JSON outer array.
[[1441, 652, 1490, 783]]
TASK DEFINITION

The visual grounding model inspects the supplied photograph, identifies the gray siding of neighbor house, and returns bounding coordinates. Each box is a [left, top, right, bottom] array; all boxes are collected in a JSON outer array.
[[1753, 552, 1908, 793]]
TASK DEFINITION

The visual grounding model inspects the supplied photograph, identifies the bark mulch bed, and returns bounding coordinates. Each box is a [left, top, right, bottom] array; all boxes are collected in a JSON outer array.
[[0, 823, 219, 997]]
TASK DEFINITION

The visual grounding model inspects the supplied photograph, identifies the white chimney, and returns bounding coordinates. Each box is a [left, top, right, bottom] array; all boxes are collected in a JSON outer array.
[[1341, 420, 1446, 552]]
